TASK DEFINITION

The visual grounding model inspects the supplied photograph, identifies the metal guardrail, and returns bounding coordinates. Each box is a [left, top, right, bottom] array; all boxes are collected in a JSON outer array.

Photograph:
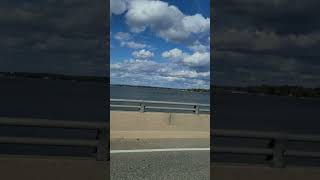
[[212, 129, 320, 168], [0, 117, 108, 161], [110, 99, 210, 114]]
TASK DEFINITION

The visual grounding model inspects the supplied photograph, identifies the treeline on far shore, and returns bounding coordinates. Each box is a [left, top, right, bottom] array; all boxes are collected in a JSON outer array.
[[212, 85, 320, 98], [0, 72, 107, 83]]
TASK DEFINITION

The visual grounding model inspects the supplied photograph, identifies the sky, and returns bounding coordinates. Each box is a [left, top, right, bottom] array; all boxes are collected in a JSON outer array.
[[0, 0, 107, 77], [2, 0, 318, 88], [213, 0, 320, 87], [110, 0, 210, 89]]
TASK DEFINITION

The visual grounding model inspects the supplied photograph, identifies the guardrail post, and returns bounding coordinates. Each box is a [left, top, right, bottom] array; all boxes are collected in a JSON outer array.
[[140, 103, 145, 113], [271, 136, 286, 168], [195, 105, 200, 114], [96, 127, 108, 161]]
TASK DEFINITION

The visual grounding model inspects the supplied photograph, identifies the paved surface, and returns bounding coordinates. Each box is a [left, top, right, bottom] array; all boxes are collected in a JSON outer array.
[[0, 155, 108, 180], [211, 164, 320, 180], [110, 138, 210, 180]]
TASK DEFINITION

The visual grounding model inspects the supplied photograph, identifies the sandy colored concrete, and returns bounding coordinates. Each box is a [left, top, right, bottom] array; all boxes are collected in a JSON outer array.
[[211, 164, 320, 180], [110, 111, 210, 139], [0, 155, 109, 180], [111, 131, 209, 139], [169, 113, 210, 131], [111, 111, 170, 131]]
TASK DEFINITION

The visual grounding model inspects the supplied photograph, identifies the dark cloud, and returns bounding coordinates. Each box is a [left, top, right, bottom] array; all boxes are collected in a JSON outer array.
[[0, 0, 108, 76], [214, 0, 320, 34], [213, 0, 320, 87]]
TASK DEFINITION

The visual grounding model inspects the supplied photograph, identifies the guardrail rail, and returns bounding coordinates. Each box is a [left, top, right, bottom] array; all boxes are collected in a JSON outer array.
[[111, 99, 210, 114], [0, 117, 109, 161], [212, 129, 320, 168]]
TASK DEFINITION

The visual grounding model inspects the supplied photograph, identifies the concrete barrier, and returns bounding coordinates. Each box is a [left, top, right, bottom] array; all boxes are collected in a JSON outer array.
[[110, 111, 210, 139], [0, 155, 109, 180], [211, 164, 320, 180]]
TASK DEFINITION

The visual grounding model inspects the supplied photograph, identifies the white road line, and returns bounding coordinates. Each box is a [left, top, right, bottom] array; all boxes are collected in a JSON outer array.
[[110, 148, 210, 154]]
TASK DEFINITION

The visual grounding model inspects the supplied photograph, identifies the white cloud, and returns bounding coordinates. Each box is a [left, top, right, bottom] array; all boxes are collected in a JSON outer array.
[[132, 49, 154, 58], [122, 41, 147, 49], [162, 48, 184, 59], [125, 0, 183, 33], [111, 59, 158, 73], [183, 52, 210, 67], [188, 40, 209, 52], [110, 0, 128, 15], [120, 0, 210, 42], [114, 31, 148, 49], [114, 32, 131, 41], [182, 14, 210, 34], [162, 48, 210, 68], [110, 58, 209, 89], [169, 70, 209, 79]]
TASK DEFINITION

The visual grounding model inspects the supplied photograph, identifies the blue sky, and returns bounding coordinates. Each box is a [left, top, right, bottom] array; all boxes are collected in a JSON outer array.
[[110, 0, 210, 89]]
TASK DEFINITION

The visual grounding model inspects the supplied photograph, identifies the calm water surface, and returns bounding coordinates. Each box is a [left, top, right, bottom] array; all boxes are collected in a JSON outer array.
[[111, 85, 210, 104]]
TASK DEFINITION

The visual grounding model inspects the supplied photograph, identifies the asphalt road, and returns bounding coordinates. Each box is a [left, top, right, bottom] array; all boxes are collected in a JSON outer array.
[[110, 138, 210, 180]]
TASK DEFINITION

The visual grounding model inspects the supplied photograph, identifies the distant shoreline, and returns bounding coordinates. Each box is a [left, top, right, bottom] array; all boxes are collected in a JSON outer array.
[[212, 85, 320, 99], [0, 72, 107, 83], [111, 84, 210, 93]]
